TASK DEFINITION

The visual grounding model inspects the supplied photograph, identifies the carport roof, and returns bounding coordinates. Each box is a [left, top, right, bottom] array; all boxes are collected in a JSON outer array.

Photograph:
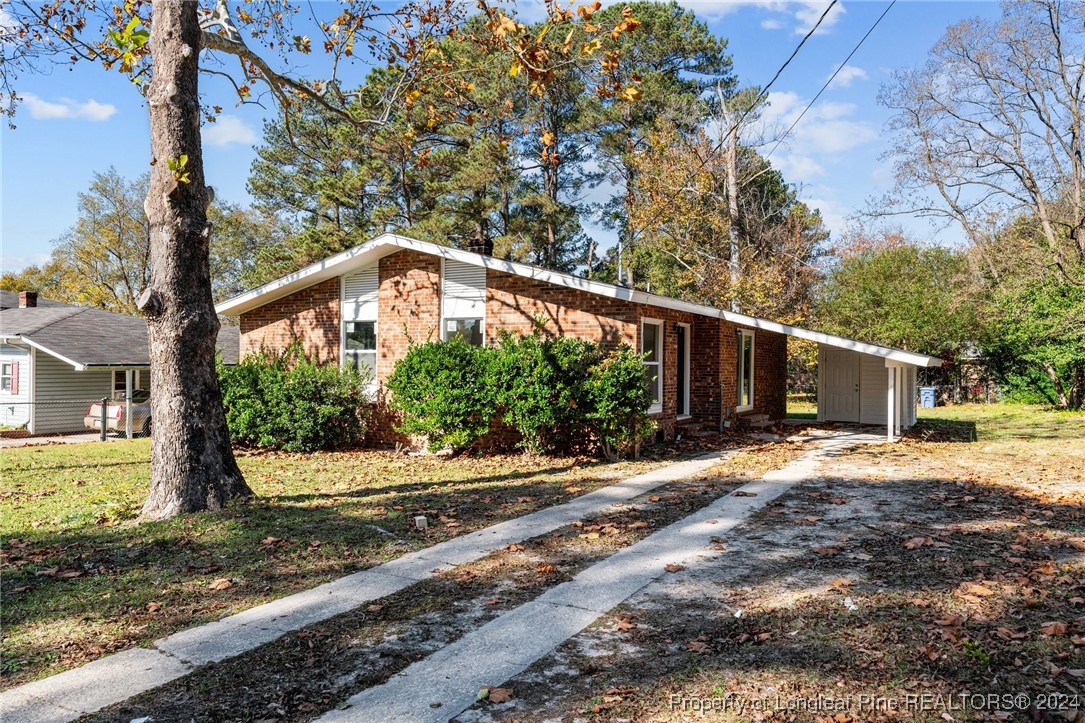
[[215, 233, 944, 369], [0, 301, 240, 368]]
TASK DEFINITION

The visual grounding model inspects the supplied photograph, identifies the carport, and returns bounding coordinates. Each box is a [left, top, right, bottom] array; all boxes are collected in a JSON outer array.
[[815, 340, 943, 441]]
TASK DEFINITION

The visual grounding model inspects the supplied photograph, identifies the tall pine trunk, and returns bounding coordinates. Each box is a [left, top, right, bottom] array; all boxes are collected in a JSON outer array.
[[140, 0, 252, 520]]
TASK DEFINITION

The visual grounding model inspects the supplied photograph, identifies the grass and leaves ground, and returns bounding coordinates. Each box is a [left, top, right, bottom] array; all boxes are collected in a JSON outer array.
[[1, 440, 681, 688]]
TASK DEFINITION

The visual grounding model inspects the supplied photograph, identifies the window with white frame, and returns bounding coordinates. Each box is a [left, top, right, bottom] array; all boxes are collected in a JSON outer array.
[[342, 266, 379, 382], [642, 319, 663, 413], [442, 259, 486, 346], [737, 329, 755, 410], [0, 362, 12, 392], [443, 318, 483, 346], [345, 321, 377, 378], [112, 370, 147, 395]]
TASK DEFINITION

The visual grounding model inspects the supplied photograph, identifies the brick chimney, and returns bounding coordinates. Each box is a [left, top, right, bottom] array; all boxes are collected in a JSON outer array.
[[465, 239, 494, 257], [18, 291, 37, 308]]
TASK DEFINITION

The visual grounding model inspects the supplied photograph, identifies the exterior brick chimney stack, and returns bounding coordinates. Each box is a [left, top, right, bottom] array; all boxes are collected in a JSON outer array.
[[18, 291, 37, 308]]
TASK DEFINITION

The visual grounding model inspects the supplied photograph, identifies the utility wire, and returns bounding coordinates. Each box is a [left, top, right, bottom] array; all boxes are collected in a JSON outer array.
[[764, 0, 896, 162], [622, 0, 838, 251]]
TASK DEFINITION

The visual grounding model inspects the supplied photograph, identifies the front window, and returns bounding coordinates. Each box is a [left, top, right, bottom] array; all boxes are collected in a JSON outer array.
[[0, 362, 11, 392], [345, 321, 377, 377], [112, 370, 146, 396], [444, 318, 483, 346], [737, 330, 755, 410], [642, 319, 663, 412]]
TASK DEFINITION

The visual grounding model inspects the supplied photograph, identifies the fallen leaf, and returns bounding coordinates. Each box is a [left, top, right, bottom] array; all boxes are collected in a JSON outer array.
[[1041, 621, 1068, 637], [904, 536, 933, 550], [146, 601, 162, 612], [208, 578, 233, 591], [484, 596, 503, 606], [812, 545, 843, 557], [537, 563, 556, 574], [487, 687, 513, 703], [686, 640, 710, 654], [829, 578, 853, 589], [261, 536, 282, 546], [505, 544, 524, 552], [957, 582, 995, 597], [615, 619, 637, 631], [664, 563, 685, 573]]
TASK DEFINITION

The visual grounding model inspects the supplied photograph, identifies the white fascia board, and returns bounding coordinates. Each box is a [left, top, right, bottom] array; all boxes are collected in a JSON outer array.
[[16, 337, 86, 370], [216, 232, 943, 368]]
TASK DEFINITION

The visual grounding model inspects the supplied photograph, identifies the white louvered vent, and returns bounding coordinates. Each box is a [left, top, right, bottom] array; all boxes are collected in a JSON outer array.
[[442, 259, 486, 319], [342, 265, 379, 321]]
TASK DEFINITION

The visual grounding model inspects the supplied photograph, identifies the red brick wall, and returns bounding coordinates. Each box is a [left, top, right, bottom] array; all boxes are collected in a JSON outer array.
[[238, 277, 340, 364], [485, 270, 637, 347], [376, 250, 442, 380], [717, 322, 787, 423]]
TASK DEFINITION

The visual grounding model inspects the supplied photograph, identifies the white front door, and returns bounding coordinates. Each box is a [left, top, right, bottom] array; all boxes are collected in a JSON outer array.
[[823, 349, 860, 422]]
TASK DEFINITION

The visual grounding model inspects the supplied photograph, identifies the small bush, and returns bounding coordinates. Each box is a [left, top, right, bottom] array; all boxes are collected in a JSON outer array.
[[494, 334, 602, 453], [586, 346, 657, 460], [384, 338, 498, 452], [218, 347, 371, 452]]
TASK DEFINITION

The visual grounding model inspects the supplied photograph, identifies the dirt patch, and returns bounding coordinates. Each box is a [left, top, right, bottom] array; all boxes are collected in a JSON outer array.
[[454, 447, 1085, 723]]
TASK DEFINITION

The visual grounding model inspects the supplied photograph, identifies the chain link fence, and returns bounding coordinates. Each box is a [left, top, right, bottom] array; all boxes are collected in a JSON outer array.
[[0, 395, 152, 443]]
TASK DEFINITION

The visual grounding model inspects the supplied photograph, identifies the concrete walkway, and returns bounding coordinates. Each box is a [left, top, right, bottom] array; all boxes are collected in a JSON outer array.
[[0, 450, 734, 723], [317, 436, 859, 723]]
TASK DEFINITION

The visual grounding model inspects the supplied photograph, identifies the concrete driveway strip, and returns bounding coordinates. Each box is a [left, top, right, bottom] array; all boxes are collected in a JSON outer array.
[[317, 441, 847, 723], [0, 450, 732, 723]]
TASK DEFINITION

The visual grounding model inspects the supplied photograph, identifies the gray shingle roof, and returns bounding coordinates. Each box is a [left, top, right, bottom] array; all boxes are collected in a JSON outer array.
[[0, 290, 70, 310], [0, 300, 240, 367]]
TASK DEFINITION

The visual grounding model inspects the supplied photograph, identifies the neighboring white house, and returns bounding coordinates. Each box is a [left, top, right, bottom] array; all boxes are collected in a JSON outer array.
[[0, 291, 239, 435]]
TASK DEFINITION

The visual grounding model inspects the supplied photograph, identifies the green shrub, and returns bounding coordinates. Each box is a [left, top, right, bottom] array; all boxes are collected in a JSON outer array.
[[586, 345, 657, 460], [385, 333, 655, 458], [384, 338, 498, 452], [493, 334, 602, 453], [218, 346, 371, 452]]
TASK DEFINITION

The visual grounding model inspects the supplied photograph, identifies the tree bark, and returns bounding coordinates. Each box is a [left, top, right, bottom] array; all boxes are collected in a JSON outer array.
[[140, 0, 252, 520]]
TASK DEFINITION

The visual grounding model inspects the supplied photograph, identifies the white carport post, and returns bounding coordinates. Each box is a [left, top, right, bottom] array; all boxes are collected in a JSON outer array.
[[886, 362, 897, 442], [125, 369, 133, 440]]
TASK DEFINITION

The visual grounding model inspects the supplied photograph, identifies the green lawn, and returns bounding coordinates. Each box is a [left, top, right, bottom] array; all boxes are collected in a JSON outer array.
[[917, 401, 1085, 441], [0, 441, 663, 688]]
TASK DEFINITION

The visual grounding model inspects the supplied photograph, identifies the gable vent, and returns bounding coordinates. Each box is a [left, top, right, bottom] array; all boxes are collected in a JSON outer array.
[[442, 259, 486, 318], [342, 266, 378, 321]]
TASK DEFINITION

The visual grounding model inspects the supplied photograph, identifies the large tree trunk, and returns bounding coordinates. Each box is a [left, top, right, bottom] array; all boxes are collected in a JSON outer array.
[[140, 0, 252, 520]]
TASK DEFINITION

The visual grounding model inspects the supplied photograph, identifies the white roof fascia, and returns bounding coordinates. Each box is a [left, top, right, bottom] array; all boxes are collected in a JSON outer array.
[[215, 233, 943, 368], [15, 336, 87, 370]]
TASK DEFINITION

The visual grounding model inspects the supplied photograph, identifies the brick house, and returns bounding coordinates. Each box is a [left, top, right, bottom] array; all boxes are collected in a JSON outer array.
[[216, 234, 941, 445]]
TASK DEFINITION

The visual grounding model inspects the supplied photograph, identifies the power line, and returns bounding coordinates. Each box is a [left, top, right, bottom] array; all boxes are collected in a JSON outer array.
[[622, 0, 838, 253], [764, 0, 896, 162]]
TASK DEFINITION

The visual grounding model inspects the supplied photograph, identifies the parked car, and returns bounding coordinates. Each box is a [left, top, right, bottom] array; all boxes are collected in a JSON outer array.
[[84, 390, 152, 436]]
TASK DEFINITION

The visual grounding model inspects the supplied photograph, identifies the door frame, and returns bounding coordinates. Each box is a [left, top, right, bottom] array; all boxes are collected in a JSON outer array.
[[676, 322, 691, 418], [818, 346, 860, 423]]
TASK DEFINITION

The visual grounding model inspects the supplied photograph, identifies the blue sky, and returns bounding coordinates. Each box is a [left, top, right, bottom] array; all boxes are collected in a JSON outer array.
[[0, 1, 1000, 275]]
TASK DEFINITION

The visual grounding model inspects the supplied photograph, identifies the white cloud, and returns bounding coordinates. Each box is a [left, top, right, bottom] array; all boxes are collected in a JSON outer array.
[[760, 18, 783, 30], [757, 91, 876, 154], [21, 93, 117, 121], [794, 1, 846, 35], [774, 154, 825, 182], [203, 115, 257, 148], [827, 63, 868, 89]]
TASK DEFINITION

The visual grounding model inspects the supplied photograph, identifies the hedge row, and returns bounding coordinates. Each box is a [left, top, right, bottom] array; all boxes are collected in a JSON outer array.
[[217, 346, 371, 452], [384, 334, 656, 459]]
